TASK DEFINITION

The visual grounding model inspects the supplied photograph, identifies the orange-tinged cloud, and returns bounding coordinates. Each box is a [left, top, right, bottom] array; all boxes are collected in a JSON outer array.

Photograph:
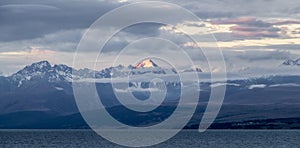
[[211, 17, 257, 25], [231, 30, 278, 37], [0, 48, 55, 57]]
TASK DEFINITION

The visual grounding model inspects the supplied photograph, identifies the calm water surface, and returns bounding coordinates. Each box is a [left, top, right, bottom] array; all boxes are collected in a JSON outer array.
[[0, 130, 299, 147]]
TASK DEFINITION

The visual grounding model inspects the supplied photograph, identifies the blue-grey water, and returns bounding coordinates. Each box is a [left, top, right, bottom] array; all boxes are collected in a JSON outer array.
[[0, 130, 299, 148]]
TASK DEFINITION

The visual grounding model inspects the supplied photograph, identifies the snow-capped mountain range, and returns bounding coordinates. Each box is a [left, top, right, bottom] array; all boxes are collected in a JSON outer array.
[[9, 61, 76, 87], [5, 59, 201, 87], [1, 59, 300, 127]]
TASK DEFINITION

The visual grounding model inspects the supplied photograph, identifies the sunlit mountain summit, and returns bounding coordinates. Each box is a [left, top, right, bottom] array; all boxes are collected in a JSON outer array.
[[134, 59, 158, 68]]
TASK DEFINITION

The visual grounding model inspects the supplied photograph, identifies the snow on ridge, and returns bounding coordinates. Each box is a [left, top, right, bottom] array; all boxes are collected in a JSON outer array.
[[248, 84, 266, 89], [210, 82, 240, 88], [269, 83, 300, 87], [114, 87, 162, 93], [54, 87, 64, 91]]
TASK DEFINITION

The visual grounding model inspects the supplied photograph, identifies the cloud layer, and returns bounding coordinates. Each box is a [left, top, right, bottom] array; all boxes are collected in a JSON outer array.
[[1, 0, 300, 76]]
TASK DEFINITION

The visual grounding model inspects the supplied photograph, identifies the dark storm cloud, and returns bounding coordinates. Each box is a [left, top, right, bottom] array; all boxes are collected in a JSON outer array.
[[2, 0, 300, 42], [94, 23, 165, 53], [266, 44, 300, 50], [0, 0, 120, 42], [194, 11, 236, 19], [211, 17, 258, 25], [168, 0, 300, 19], [235, 50, 291, 62], [272, 20, 300, 25], [122, 23, 163, 37]]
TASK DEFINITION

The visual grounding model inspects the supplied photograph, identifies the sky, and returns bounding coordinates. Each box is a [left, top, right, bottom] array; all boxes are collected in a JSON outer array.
[[1, 0, 300, 76]]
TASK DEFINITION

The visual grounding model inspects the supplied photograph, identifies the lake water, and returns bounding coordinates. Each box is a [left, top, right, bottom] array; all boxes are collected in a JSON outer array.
[[0, 130, 299, 147]]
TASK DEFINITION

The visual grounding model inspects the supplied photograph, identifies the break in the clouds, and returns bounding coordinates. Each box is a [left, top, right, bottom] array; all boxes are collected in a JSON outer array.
[[1, 0, 300, 76]]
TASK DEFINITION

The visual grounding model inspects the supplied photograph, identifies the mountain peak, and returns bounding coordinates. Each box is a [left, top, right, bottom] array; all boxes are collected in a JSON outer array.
[[134, 59, 158, 68], [32, 60, 51, 68], [9, 61, 75, 87], [19, 60, 51, 74], [283, 58, 300, 66]]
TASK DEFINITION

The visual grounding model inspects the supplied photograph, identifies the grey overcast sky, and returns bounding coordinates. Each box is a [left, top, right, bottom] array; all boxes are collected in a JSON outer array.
[[1, 0, 300, 75]]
